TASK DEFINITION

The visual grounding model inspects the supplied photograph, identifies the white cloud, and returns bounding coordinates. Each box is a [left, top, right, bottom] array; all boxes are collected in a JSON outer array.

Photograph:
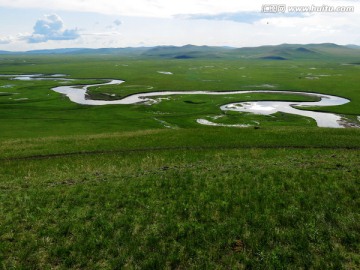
[[27, 14, 80, 43], [0, 35, 13, 44], [113, 19, 122, 26], [178, 11, 307, 24]]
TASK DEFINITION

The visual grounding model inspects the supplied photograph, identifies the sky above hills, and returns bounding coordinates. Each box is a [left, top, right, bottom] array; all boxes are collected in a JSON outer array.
[[0, 0, 359, 51]]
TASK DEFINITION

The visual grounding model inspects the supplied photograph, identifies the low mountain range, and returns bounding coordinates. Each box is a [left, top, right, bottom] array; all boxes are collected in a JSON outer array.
[[0, 43, 359, 60]]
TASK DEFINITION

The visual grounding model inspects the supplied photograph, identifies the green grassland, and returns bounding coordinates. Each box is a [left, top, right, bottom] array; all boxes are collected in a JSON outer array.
[[0, 47, 360, 269]]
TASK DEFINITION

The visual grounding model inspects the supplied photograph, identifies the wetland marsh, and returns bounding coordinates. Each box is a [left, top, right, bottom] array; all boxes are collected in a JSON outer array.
[[2, 73, 357, 128]]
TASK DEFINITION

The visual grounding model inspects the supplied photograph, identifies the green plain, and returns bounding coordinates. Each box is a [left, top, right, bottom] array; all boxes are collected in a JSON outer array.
[[0, 53, 359, 269]]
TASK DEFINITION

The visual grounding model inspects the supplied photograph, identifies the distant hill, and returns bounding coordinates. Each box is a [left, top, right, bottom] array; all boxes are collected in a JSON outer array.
[[346, 44, 360, 49], [0, 43, 359, 61], [142, 44, 232, 58], [0, 47, 149, 56], [0, 50, 14, 55], [25, 47, 149, 55], [260, 56, 288, 60], [295, 47, 315, 53], [229, 43, 359, 60], [25, 48, 87, 54]]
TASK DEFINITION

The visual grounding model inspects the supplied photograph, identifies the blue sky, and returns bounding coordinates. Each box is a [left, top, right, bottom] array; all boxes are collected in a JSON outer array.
[[0, 0, 359, 51]]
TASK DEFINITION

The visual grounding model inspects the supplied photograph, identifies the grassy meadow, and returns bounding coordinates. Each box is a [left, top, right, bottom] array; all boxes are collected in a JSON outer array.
[[0, 50, 359, 269]]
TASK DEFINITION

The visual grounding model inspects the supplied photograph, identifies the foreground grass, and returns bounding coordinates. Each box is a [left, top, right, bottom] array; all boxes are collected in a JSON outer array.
[[1, 147, 359, 269], [1, 127, 360, 159]]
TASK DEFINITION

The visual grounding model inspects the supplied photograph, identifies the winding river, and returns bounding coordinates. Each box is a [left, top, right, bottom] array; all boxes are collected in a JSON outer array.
[[51, 78, 351, 128], [2, 74, 355, 128]]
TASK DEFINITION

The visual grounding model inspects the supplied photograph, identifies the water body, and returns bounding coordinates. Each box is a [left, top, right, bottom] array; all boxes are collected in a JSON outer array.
[[1, 74, 355, 128], [197, 119, 250, 128], [157, 71, 173, 75], [51, 79, 351, 128], [0, 74, 74, 81], [220, 99, 346, 128]]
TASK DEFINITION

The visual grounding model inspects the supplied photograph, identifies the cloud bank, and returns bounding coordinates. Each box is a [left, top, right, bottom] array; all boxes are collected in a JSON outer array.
[[0, 0, 358, 50], [113, 19, 122, 26], [0, 36, 12, 44], [1, 0, 357, 18], [178, 11, 307, 24], [27, 14, 80, 43]]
